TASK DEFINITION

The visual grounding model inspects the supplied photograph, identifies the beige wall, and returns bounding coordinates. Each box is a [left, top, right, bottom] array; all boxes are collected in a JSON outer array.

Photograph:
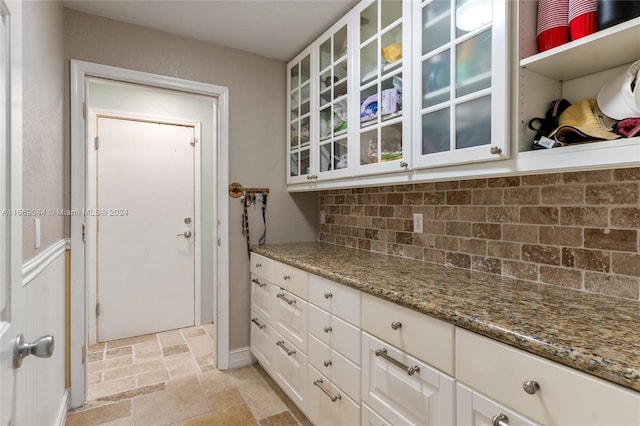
[[63, 9, 318, 350], [22, 1, 66, 261]]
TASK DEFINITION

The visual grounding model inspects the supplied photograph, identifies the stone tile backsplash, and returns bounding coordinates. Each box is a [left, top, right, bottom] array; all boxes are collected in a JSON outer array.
[[318, 168, 640, 300]]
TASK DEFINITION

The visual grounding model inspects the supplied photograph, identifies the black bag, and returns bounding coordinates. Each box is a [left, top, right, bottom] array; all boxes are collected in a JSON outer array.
[[529, 98, 571, 149]]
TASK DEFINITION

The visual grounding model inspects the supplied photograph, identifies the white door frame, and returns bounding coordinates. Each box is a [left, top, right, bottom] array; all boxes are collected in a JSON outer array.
[[70, 60, 230, 408], [88, 109, 203, 344]]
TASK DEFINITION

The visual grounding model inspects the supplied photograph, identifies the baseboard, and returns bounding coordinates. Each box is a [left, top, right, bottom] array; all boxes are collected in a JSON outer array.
[[228, 346, 253, 369], [55, 388, 70, 426]]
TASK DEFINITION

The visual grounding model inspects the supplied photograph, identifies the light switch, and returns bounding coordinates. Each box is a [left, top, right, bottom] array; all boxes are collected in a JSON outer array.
[[34, 218, 41, 249], [413, 213, 423, 233], [320, 210, 326, 225]]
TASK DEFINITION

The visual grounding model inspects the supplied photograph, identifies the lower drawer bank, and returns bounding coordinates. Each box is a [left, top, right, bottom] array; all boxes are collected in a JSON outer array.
[[249, 251, 640, 425]]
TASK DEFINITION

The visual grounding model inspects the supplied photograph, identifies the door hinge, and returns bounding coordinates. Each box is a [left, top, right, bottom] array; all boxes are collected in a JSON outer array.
[[95, 136, 100, 150], [82, 102, 86, 119], [82, 224, 86, 243], [96, 302, 100, 317], [190, 137, 198, 146], [81, 345, 86, 364]]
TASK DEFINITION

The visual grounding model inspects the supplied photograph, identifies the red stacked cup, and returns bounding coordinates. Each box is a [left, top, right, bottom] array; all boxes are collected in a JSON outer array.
[[537, 0, 570, 52], [569, 0, 597, 40]]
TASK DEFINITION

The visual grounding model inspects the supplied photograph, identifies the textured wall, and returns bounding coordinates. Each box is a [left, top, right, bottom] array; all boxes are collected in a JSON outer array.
[[64, 9, 318, 350], [319, 168, 640, 300], [22, 0, 65, 261]]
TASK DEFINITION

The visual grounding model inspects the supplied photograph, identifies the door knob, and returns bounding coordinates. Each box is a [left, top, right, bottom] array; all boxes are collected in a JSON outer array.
[[177, 231, 192, 238], [14, 334, 54, 368]]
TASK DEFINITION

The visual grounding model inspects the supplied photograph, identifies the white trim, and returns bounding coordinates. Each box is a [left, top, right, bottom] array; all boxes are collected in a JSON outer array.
[[54, 389, 70, 426], [70, 60, 230, 408], [228, 346, 253, 369], [21, 239, 68, 287]]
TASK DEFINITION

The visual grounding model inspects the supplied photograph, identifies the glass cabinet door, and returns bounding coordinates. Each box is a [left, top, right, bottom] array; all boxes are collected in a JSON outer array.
[[354, 0, 411, 176], [317, 17, 352, 180], [287, 50, 314, 183], [413, 0, 508, 169]]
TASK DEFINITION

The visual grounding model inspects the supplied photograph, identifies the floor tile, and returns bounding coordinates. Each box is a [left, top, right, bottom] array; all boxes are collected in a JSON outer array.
[[162, 343, 190, 357], [181, 327, 206, 339], [103, 358, 165, 382], [106, 333, 156, 349], [180, 403, 257, 426], [88, 355, 133, 373], [137, 368, 170, 387], [206, 387, 245, 412], [106, 346, 132, 359], [165, 352, 200, 379], [88, 376, 137, 400], [96, 383, 166, 403], [66, 401, 131, 426], [186, 335, 214, 355], [88, 371, 103, 385], [259, 411, 299, 426], [158, 329, 186, 347]]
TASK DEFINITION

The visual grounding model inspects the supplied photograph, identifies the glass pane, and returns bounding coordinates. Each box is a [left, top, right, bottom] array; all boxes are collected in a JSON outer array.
[[456, 30, 491, 98], [334, 99, 348, 134], [300, 83, 310, 116], [334, 25, 348, 61], [290, 90, 299, 120], [381, 123, 402, 162], [360, 129, 378, 165], [320, 70, 332, 106], [300, 149, 310, 175], [361, 1, 378, 42], [334, 79, 348, 100], [290, 121, 299, 149], [360, 41, 378, 82], [381, 76, 402, 119], [300, 116, 310, 145], [300, 54, 311, 83], [320, 107, 331, 140], [456, 95, 491, 149], [423, 0, 451, 54], [381, 25, 403, 72], [334, 138, 348, 169], [320, 39, 331, 71], [456, 0, 492, 37], [381, 0, 402, 29], [290, 64, 299, 89], [320, 143, 332, 172], [334, 61, 347, 82], [422, 50, 451, 108], [360, 86, 378, 127], [422, 108, 450, 155], [290, 153, 299, 176]]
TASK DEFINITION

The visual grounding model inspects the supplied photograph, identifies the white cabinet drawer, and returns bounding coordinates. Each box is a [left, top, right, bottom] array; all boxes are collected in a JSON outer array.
[[456, 328, 640, 426], [361, 293, 454, 375], [250, 273, 271, 323], [249, 311, 273, 374], [273, 330, 307, 413], [457, 383, 538, 426], [309, 274, 361, 326], [361, 402, 390, 426], [308, 304, 360, 365], [307, 364, 361, 426], [250, 253, 273, 281], [272, 285, 307, 354], [274, 261, 308, 299], [362, 332, 455, 426], [308, 334, 360, 402]]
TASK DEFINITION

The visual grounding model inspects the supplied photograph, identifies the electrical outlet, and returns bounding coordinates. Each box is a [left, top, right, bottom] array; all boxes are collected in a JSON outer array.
[[413, 213, 423, 233], [320, 210, 326, 225]]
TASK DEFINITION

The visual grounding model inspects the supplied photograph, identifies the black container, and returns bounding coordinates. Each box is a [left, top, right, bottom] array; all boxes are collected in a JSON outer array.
[[597, 0, 640, 30]]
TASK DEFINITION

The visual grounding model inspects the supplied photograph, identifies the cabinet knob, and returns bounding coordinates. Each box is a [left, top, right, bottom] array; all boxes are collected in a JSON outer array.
[[399, 161, 408, 168], [490, 146, 502, 155], [492, 413, 509, 426], [323, 326, 332, 333], [324, 291, 333, 299], [390, 321, 402, 330], [522, 380, 540, 395], [283, 275, 291, 280], [255, 262, 262, 268], [323, 360, 332, 367]]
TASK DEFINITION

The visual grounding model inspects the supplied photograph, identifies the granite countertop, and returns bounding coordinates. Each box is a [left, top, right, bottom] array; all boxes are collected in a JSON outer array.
[[252, 242, 640, 393]]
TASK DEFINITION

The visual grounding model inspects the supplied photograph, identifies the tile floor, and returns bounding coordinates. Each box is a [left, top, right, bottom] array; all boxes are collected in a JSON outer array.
[[65, 324, 310, 425]]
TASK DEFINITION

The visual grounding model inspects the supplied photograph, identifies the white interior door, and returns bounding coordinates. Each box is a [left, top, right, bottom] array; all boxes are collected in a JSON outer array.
[[96, 116, 196, 342]]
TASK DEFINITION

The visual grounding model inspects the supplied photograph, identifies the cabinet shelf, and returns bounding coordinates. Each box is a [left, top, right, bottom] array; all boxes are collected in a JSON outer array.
[[520, 16, 640, 81]]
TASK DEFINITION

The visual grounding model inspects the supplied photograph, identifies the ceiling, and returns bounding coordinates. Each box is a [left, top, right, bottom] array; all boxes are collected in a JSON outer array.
[[63, 0, 358, 62]]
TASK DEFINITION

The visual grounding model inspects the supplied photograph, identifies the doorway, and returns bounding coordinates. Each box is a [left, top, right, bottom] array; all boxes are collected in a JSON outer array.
[[70, 61, 230, 409], [92, 113, 199, 342]]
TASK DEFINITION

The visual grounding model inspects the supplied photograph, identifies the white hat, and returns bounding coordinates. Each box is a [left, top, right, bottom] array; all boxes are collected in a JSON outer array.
[[597, 59, 640, 120]]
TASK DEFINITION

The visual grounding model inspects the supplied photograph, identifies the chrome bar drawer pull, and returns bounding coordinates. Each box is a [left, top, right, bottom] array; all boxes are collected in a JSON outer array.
[[251, 318, 265, 329], [492, 413, 509, 426], [251, 278, 266, 287], [522, 380, 540, 395], [276, 293, 296, 305], [276, 340, 296, 356], [390, 321, 402, 330], [313, 378, 341, 402], [375, 348, 420, 376], [324, 291, 333, 299]]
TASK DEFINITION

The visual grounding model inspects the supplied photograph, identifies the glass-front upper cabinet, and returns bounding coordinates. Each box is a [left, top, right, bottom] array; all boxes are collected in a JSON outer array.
[[353, 0, 412, 176], [317, 15, 353, 180], [412, 0, 508, 169], [287, 48, 314, 184]]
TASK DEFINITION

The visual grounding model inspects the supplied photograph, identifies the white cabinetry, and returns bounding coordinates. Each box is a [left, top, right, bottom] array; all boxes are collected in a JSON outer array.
[[456, 328, 640, 426], [412, 0, 509, 169], [457, 383, 538, 426], [287, 47, 314, 184]]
